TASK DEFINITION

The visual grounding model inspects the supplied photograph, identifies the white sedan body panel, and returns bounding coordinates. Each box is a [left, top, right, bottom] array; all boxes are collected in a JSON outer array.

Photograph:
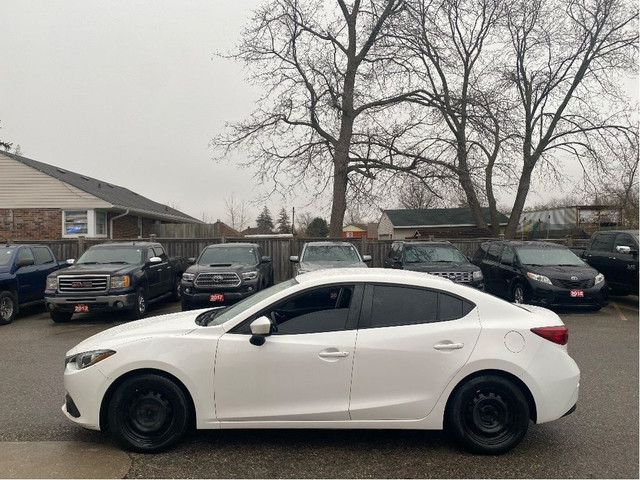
[[62, 268, 580, 438]]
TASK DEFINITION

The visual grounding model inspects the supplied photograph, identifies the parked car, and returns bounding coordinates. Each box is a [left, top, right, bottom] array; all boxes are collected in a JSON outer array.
[[45, 242, 187, 322], [62, 268, 579, 455], [181, 243, 273, 310], [383, 241, 484, 289], [472, 240, 607, 309], [289, 241, 371, 275], [0, 244, 68, 324], [573, 230, 638, 295]]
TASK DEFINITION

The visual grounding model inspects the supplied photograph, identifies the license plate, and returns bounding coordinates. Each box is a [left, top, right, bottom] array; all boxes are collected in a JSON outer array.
[[209, 294, 225, 302], [570, 290, 584, 298], [74, 304, 90, 313]]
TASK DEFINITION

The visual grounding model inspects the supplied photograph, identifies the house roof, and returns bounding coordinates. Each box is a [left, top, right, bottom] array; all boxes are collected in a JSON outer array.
[[383, 207, 509, 227], [3, 151, 200, 223]]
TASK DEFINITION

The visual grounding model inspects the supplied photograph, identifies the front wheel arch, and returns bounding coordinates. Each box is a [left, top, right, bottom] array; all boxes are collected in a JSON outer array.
[[445, 369, 537, 425], [99, 368, 196, 433]]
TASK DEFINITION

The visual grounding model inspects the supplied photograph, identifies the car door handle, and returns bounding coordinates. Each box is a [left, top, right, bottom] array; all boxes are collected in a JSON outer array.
[[318, 351, 350, 358], [434, 342, 464, 351]]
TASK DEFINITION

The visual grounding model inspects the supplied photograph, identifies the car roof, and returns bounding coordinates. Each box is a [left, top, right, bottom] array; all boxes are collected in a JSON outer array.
[[483, 240, 566, 249], [303, 241, 357, 247], [205, 243, 259, 248], [396, 241, 453, 246], [295, 267, 456, 288], [91, 242, 159, 248]]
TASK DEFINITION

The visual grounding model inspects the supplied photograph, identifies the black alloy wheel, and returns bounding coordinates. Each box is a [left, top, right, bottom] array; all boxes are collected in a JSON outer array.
[[108, 374, 191, 453], [129, 288, 147, 320], [512, 283, 527, 304], [0, 291, 17, 325], [445, 375, 530, 455]]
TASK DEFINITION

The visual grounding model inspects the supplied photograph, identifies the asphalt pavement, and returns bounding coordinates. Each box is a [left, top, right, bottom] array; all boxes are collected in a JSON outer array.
[[0, 296, 637, 478]]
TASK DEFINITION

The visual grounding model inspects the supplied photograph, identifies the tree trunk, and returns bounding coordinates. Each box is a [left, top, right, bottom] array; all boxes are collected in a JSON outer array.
[[329, 154, 349, 237], [504, 158, 536, 238]]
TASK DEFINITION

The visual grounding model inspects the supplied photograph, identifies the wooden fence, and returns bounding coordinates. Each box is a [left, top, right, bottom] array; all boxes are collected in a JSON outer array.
[[10, 235, 587, 283]]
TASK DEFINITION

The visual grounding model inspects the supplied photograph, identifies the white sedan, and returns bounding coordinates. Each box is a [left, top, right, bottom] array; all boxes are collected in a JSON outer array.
[[62, 268, 579, 454]]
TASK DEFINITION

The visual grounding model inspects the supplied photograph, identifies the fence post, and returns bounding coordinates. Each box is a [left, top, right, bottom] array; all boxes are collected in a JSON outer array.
[[565, 235, 573, 247], [150, 234, 157, 242], [77, 236, 86, 256]]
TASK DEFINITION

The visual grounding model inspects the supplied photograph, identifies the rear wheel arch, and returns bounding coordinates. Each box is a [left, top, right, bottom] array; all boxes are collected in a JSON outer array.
[[99, 368, 196, 432], [445, 369, 537, 424]]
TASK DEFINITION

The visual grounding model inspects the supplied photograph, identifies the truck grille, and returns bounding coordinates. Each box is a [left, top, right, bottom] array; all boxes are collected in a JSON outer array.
[[195, 272, 241, 288], [58, 275, 110, 293], [551, 278, 595, 289], [430, 271, 473, 283]]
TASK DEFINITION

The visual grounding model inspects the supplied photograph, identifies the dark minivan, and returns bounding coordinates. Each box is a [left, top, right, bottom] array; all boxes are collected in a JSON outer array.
[[472, 240, 608, 309]]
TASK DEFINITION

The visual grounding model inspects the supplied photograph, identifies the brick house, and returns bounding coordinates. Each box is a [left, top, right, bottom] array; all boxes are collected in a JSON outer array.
[[0, 151, 201, 241], [378, 207, 509, 240]]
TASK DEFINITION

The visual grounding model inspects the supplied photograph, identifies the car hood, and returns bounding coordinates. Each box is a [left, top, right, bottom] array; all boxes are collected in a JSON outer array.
[[66, 310, 206, 355], [524, 264, 599, 279], [298, 261, 368, 272], [54, 263, 139, 276], [402, 262, 480, 273], [188, 263, 258, 274]]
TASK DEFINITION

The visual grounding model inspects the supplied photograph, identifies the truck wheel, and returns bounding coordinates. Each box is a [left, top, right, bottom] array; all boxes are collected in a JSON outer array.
[[171, 276, 182, 302], [181, 297, 192, 311], [0, 291, 17, 325], [50, 311, 73, 323], [129, 288, 148, 320]]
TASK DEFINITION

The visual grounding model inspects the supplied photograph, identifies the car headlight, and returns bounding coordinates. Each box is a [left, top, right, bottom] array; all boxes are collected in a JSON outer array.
[[110, 275, 130, 289], [46, 276, 58, 290], [595, 273, 605, 285], [472, 271, 483, 281], [242, 271, 258, 281], [526, 272, 552, 285], [182, 272, 195, 282], [65, 349, 116, 370]]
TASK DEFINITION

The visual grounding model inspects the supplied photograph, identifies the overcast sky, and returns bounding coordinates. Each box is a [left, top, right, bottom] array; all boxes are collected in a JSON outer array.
[[1, 1, 637, 228]]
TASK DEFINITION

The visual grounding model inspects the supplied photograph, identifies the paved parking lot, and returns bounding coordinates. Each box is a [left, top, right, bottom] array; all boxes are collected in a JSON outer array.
[[0, 296, 637, 478]]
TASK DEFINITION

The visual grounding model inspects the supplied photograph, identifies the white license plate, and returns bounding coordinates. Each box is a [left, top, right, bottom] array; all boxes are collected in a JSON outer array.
[[209, 294, 225, 302], [74, 304, 89, 313], [570, 290, 584, 298]]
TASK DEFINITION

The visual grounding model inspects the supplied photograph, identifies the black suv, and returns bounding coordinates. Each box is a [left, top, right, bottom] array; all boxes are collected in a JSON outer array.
[[181, 243, 273, 310], [472, 240, 608, 309], [383, 241, 484, 289]]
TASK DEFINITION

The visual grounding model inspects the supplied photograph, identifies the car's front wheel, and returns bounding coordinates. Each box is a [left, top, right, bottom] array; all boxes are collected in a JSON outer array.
[[445, 375, 530, 455], [50, 310, 73, 323], [108, 374, 191, 453], [512, 283, 528, 304], [129, 288, 147, 320]]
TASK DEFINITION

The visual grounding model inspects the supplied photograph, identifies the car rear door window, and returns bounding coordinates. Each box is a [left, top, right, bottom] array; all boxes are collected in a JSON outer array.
[[486, 244, 502, 262]]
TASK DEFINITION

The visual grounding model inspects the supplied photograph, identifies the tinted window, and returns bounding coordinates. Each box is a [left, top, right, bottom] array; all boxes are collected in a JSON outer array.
[[472, 244, 489, 263], [501, 246, 515, 265], [614, 234, 635, 250], [486, 244, 502, 262], [590, 234, 614, 253], [16, 247, 35, 264], [0, 248, 14, 267], [388, 243, 401, 262], [440, 293, 474, 321], [268, 285, 354, 335], [370, 285, 438, 327], [199, 246, 257, 265], [33, 247, 54, 265]]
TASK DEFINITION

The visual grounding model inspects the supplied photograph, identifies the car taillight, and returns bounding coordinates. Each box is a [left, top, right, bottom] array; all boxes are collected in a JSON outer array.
[[531, 326, 568, 345]]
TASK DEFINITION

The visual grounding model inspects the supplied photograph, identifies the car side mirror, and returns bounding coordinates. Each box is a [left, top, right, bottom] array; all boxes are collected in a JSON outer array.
[[261, 256, 272, 263], [616, 245, 633, 254], [148, 256, 162, 264], [15, 258, 35, 268], [363, 255, 372, 262], [249, 316, 273, 346], [289, 256, 300, 263], [187, 257, 196, 265], [66, 259, 75, 265]]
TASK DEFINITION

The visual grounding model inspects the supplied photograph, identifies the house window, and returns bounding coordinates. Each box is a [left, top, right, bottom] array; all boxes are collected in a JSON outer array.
[[63, 210, 108, 238], [64, 211, 88, 235]]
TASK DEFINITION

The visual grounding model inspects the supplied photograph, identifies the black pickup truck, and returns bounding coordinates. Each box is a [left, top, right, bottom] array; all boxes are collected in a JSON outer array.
[[0, 244, 68, 325], [573, 230, 639, 295], [181, 243, 273, 310], [44, 242, 187, 322]]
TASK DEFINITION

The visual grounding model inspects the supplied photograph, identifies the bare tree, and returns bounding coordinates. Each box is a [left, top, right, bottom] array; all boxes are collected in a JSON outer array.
[[212, 0, 424, 236], [224, 194, 249, 232]]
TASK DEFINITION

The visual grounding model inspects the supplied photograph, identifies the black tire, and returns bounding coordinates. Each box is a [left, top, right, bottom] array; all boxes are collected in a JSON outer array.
[[50, 310, 73, 323], [129, 288, 148, 320], [0, 291, 17, 325], [181, 297, 192, 311], [445, 375, 530, 455], [108, 374, 191, 453], [171, 276, 182, 302], [512, 283, 528, 304]]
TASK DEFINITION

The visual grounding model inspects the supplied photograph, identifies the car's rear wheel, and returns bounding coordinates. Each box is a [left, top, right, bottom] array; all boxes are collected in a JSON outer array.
[[0, 291, 17, 325], [108, 374, 191, 453], [445, 375, 530, 455], [50, 310, 73, 323]]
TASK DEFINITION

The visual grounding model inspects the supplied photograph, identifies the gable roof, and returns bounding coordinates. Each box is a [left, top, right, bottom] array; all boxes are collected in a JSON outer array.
[[383, 207, 509, 227], [2, 151, 200, 223]]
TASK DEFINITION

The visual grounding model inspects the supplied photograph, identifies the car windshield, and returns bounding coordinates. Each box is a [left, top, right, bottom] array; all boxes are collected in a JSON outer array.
[[198, 278, 298, 327], [199, 246, 257, 265], [0, 247, 15, 267], [301, 245, 361, 262], [77, 247, 143, 265], [517, 247, 585, 266], [405, 245, 468, 264]]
